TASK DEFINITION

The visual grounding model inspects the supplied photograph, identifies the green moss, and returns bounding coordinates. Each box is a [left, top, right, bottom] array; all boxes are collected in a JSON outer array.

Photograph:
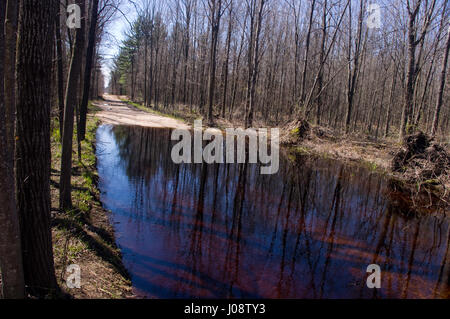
[[51, 124, 61, 142], [88, 101, 102, 113], [290, 127, 300, 135], [366, 162, 378, 172], [293, 146, 311, 154], [52, 110, 100, 215], [422, 179, 440, 185], [53, 229, 87, 264], [73, 190, 92, 214], [406, 123, 416, 135]]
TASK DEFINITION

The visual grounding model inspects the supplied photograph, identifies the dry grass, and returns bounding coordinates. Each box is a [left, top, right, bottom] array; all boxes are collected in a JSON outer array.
[[281, 120, 449, 210], [390, 132, 450, 204], [280, 119, 395, 171]]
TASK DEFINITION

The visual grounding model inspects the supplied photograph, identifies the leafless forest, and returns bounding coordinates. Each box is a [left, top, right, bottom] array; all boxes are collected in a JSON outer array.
[[0, 0, 119, 298], [0, 0, 449, 300], [110, 0, 449, 140]]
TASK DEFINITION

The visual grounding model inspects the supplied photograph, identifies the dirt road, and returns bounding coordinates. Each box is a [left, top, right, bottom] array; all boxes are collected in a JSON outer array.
[[94, 94, 191, 130]]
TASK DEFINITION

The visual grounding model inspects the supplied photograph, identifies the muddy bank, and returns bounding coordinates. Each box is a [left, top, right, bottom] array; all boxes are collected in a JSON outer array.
[[281, 120, 450, 209]]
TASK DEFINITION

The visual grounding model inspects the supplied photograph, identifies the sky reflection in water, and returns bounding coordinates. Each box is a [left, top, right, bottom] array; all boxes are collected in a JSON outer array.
[[96, 125, 449, 299]]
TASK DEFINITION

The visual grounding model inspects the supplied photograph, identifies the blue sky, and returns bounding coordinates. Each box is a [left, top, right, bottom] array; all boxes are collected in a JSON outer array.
[[100, 2, 136, 87]]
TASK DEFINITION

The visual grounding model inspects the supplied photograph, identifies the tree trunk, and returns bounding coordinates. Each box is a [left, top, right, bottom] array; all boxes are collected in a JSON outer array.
[[144, 37, 148, 106], [0, 0, 25, 299], [245, 0, 265, 128], [345, 0, 364, 134], [384, 66, 398, 138], [431, 24, 450, 137], [60, 0, 86, 210], [79, 0, 99, 141], [171, 7, 180, 109], [4, 0, 18, 157], [131, 56, 135, 101], [300, 0, 316, 106], [400, 2, 421, 141], [244, 0, 255, 127], [15, 0, 58, 297], [230, 18, 246, 120], [316, 0, 327, 125], [148, 28, 153, 106], [55, 9, 65, 138], [290, 1, 300, 115], [221, 2, 233, 118], [182, 2, 191, 105], [207, 0, 223, 125]]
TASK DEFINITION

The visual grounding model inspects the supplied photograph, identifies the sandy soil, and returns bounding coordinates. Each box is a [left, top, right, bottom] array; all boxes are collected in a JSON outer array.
[[95, 94, 191, 130]]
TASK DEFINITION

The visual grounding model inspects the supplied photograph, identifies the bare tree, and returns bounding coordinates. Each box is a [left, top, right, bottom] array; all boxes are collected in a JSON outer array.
[[221, 0, 233, 118], [181, 0, 195, 104], [345, 0, 365, 134], [399, 0, 435, 140], [15, 0, 58, 296], [55, 2, 66, 137], [244, 0, 268, 128], [431, 23, 450, 137], [3, 0, 18, 156], [316, 0, 327, 125], [0, 0, 25, 299], [300, 0, 316, 107], [79, 0, 100, 140], [206, 0, 227, 124], [60, 0, 86, 210], [110, 0, 449, 141]]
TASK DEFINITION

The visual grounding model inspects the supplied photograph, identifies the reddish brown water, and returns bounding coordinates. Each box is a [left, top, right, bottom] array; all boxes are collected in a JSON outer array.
[[96, 125, 449, 299]]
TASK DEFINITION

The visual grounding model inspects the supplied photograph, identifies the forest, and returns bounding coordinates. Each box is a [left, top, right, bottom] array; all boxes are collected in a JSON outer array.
[[0, 0, 119, 298], [0, 0, 449, 300], [110, 0, 449, 140]]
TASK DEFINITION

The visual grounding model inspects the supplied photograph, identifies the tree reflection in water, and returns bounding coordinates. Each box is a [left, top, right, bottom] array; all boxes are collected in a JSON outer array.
[[96, 125, 449, 299]]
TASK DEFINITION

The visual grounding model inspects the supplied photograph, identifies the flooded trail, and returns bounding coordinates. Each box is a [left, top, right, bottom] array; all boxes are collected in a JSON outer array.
[[95, 94, 191, 130], [95, 125, 449, 299]]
